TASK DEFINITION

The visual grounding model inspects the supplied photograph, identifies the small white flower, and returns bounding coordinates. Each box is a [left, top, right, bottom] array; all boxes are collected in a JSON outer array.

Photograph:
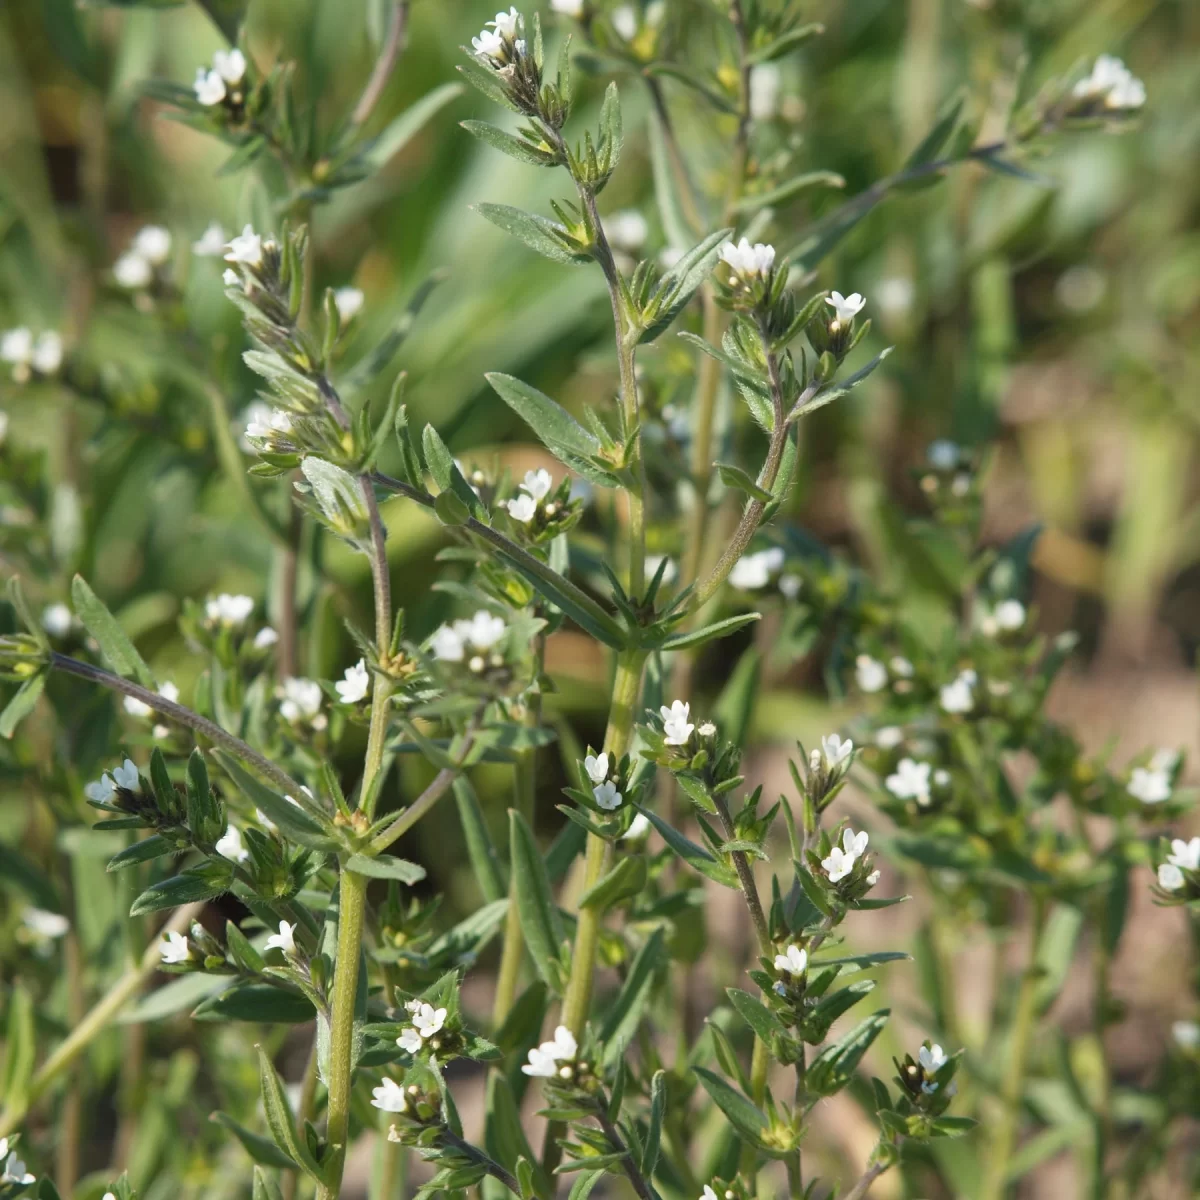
[[398, 1026, 424, 1054], [160, 930, 191, 964], [133, 225, 172, 265], [855, 654, 887, 693], [584, 752, 609, 784], [124, 692, 152, 716], [215, 825, 249, 863], [488, 7, 521, 36], [413, 1003, 448, 1039], [826, 291, 866, 324], [886, 757, 932, 804], [431, 624, 465, 662], [842, 827, 869, 858], [1167, 837, 1200, 872], [225, 224, 264, 266], [748, 63, 782, 120], [552, 0, 584, 13], [660, 699, 694, 746], [779, 573, 801, 599], [371, 1078, 409, 1112], [1072, 55, 1145, 111], [22, 908, 69, 939], [32, 332, 63, 375], [506, 493, 538, 522], [940, 670, 976, 715], [85, 773, 115, 803], [547, 1025, 577, 1060], [112, 758, 140, 789], [919, 1043, 947, 1073], [773, 944, 807, 976], [1128, 767, 1171, 805], [521, 468, 554, 501], [1158, 862, 1185, 891], [222, 268, 239, 286], [522, 1045, 559, 1077], [719, 237, 776, 278], [336, 659, 371, 704], [933, 768, 950, 787], [0, 328, 33, 365], [194, 67, 227, 106], [246, 407, 292, 443], [875, 725, 904, 749], [466, 610, 507, 649], [471, 28, 506, 60], [593, 780, 623, 810], [698, 721, 717, 737], [192, 221, 227, 256], [113, 252, 153, 289], [820, 733, 853, 769], [729, 546, 785, 590], [622, 812, 651, 841], [279, 677, 322, 723], [205, 592, 255, 627], [994, 599, 1026, 631], [41, 603, 72, 637], [1172, 1020, 1200, 1050], [159, 681, 180, 704], [264, 921, 297, 955], [213, 47, 246, 84], [606, 210, 649, 253], [2, 1152, 34, 1186], [334, 286, 364, 322], [701, 1187, 719, 1200], [889, 656, 914, 678], [611, 5, 638, 40], [254, 626, 279, 649], [821, 845, 856, 884], [866, 869, 880, 887]]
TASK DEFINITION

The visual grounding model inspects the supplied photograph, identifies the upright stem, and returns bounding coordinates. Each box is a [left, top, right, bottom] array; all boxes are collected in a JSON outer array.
[[979, 897, 1048, 1200], [55, 930, 86, 1195], [595, 1104, 659, 1200], [349, 1, 411, 133], [840, 1158, 890, 1200]]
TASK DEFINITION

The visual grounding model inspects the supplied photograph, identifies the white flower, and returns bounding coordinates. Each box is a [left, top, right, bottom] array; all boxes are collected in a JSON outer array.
[[994, 599, 1026, 631], [466, 611, 507, 649], [749, 63, 782, 120], [192, 221, 227, 256], [32, 332, 63, 375], [820, 733, 853, 768], [661, 700, 694, 746], [1072, 55, 1145, 111], [606, 210, 649, 253], [506, 493, 537, 522], [821, 845, 856, 884], [253, 627, 278, 650], [552, 0, 584, 13], [113, 252, 153, 289], [246, 407, 292, 443], [213, 47, 246, 84], [855, 654, 887, 693], [264, 921, 297, 955], [546, 1025, 577, 1059], [729, 546, 785, 590], [84, 773, 115, 803], [919, 1043, 947, 1073], [413, 1003, 447, 1039], [371, 1078, 409, 1113], [933, 768, 950, 787], [1172, 1020, 1200, 1050], [611, 5, 638, 40], [112, 758, 140, 789], [698, 721, 717, 737], [336, 659, 371, 704], [940, 670, 976, 715], [889, 656, 914, 678], [522, 1045, 559, 1077], [0, 328, 33, 365], [701, 1188, 719, 1200], [334, 286, 364, 322], [279, 677, 322, 723], [223, 268, 239, 286], [206, 592, 255, 627], [488, 7, 521, 36], [2, 1152, 34, 1186], [522, 1024, 578, 1076], [133, 225, 172, 265], [773, 944, 807, 976], [719, 237, 776, 278], [874, 725, 904, 749], [194, 67, 227, 106], [584, 752, 609, 784], [431, 624, 465, 662], [215, 825, 249, 862], [1158, 863, 1185, 891], [521, 468, 554, 501], [22, 908, 69, 938], [779, 573, 801, 598], [886, 757, 932, 804], [225, 224, 264, 266], [1168, 837, 1200, 872], [471, 28, 506, 60], [622, 812, 651, 841], [593, 780, 623, 810], [41, 603, 72, 637], [1128, 767, 1171, 804], [398, 1026, 424, 1054], [826, 291, 866, 324], [842, 827, 869, 858], [866, 869, 880, 887], [160, 930, 191, 964]]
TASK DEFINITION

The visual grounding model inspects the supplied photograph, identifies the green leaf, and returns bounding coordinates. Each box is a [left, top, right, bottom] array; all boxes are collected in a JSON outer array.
[[731, 171, 844, 214], [257, 1045, 326, 1182], [642, 1070, 667, 1178], [106, 834, 178, 872], [636, 805, 738, 888], [640, 227, 732, 344], [211, 1112, 299, 1169], [476, 203, 590, 266], [599, 927, 666, 1062], [746, 23, 824, 63], [793, 348, 892, 418], [578, 854, 647, 913], [659, 612, 761, 653], [903, 91, 966, 171], [2, 984, 35, 1118], [454, 777, 506, 904], [70, 574, 155, 686], [364, 82, 464, 169], [462, 120, 557, 166], [130, 871, 229, 916], [214, 751, 339, 851], [715, 461, 774, 503], [693, 1067, 767, 1142], [599, 80, 623, 167], [194, 983, 316, 1024], [509, 810, 566, 990], [0, 673, 45, 738], [930, 1116, 977, 1139], [344, 853, 426, 884], [806, 1010, 889, 1096], [726, 988, 788, 1043], [422, 423, 485, 516], [118, 973, 230, 1024], [253, 1168, 285, 1200]]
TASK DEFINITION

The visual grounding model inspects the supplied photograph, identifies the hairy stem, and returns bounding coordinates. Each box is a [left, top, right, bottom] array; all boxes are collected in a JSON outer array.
[[436, 1127, 521, 1195], [840, 1158, 890, 1200], [350, 1, 410, 132], [596, 1104, 659, 1200]]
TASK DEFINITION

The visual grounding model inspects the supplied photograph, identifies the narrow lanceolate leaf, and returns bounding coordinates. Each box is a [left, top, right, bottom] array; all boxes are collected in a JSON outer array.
[[715, 461, 774, 503], [903, 90, 966, 170], [599, 927, 666, 1062], [659, 612, 761, 653], [252, 1166, 285, 1200], [129, 871, 229, 916], [636, 806, 738, 888], [642, 1070, 667, 1178], [343, 853, 426, 883], [509, 810, 566, 990], [693, 1067, 768, 1143], [454, 777, 506, 904], [475, 203, 591, 266], [106, 834, 178, 872], [214, 751, 340, 852], [364, 82, 464, 169], [727, 988, 789, 1042], [461, 120, 557, 166], [194, 984, 316, 1024], [731, 171, 845, 214], [256, 1045, 326, 1182], [791, 348, 892, 419], [639, 227, 732, 344], [805, 1010, 890, 1096], [0, 673, 45, 739], [578, 855, 647, 913], [70, 574, 156, 686], [212, 1112, 298, 1170]]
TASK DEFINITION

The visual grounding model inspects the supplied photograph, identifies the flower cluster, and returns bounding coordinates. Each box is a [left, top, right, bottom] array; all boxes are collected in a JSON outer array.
[[430, 610, 508, 671], [194, 47, 248, 109], [821, 826, 877, 888], [0, 1138, 35, 1188], [1069, 55, 1146, 115], [0, 327, 63, 383], [114, 225, 173, 291], [277, 677, 326, 729], [396, 999, 449, 1056], [584, 750, 622, 810], [521, 1024, 578, 1078], [1156, 836, 1199, 897]]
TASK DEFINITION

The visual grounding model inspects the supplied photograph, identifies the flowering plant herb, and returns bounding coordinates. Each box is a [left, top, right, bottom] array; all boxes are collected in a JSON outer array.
[[0, 4, 1195, 1200]]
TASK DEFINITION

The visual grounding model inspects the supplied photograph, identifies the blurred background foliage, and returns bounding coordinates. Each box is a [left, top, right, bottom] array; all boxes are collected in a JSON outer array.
[[1, 0, 1199, 1195]]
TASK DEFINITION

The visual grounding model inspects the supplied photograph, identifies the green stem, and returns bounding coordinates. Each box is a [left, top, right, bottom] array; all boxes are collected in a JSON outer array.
[[374, 1138, 406, 1200], [0, 904, 203, 1137], [839, 1157, 890, 1200], [979, 897, 1048, 1200]]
